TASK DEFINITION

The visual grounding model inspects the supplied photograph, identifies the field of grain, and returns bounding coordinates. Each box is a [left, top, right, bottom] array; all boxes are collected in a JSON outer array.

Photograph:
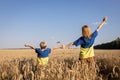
[[0, 49, 120, 80]]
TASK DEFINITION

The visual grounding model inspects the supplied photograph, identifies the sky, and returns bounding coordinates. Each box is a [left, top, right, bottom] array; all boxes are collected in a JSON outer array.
[[0, 0, 120, 48]]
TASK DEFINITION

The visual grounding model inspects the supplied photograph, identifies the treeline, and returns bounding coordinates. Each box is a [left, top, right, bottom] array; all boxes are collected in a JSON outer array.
[[94, 37, 120, 49]]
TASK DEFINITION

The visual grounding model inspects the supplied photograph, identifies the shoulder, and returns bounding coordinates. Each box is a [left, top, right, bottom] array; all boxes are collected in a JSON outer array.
[[75, 37, 83, 41], [79, 37, 83, 39], [92, 30, 98, 37], [74, 37, 83, 43], [35, 48, 42, 52], [35, 48, 40, 50], [45, 48, 51, 52], [46, 48, 51, 50], [73, 37, 83, 46], [80, 37, 84, 40], [35, 48, 41, 53], [77, 37, 84, 42]]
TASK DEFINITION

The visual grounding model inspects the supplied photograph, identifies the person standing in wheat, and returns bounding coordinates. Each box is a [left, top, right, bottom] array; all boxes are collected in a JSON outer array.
[[24, 42, 63, 65], [63, 17, 108, 65], [62, 17, 108, 79]]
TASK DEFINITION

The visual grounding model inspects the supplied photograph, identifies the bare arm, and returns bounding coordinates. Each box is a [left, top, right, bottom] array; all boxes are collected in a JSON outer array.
[[66, 42, 74, 48], [51, 45, 65, 50], [24, 43, 35, 50], [97, 16, 108, 31], [61, 42, 74, 49]]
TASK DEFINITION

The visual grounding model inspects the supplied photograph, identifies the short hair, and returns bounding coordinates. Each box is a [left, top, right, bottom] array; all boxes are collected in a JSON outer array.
[[40, 42, 47, 49], [82, 25, 92, 38]]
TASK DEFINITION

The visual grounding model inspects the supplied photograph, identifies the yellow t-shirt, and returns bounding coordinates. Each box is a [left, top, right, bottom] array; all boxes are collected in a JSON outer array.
[[37, 57, 48, 65], [79, 46, 94, 59], [73, 31, 98, 59]]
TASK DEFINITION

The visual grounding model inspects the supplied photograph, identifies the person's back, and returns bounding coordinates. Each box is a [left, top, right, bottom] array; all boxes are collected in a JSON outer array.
[[24, 41, 63, 65], [64, 17, 108, 61], [56, 17, 107, 79], [35, 42, 51, 65], [24, 42, 51, 65], [73, 25, 98, 59]]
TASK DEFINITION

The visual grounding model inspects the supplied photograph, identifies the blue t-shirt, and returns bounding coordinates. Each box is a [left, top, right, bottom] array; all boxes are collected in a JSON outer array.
[[35, 48, 51, 58], [73, 30, 98, 48]]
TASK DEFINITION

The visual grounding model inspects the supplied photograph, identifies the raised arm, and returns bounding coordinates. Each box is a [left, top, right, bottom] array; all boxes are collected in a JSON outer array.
[[97, 16, 108, 31], [24, 43, 35, 50]]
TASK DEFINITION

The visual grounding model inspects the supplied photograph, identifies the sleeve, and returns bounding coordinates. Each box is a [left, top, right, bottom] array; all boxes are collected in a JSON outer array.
[[92, 30, 98, 38], [35, 48, 39, 54], [48, 48, 51, 53], [73, 37, 82, 46], [46, 48, 51, 55]]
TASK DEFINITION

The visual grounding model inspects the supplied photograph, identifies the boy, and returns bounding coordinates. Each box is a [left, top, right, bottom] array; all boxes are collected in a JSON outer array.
[[24, 41, 63, 65]]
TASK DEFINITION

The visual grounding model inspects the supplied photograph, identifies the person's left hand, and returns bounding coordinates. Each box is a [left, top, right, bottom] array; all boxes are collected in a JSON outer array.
[[60, 45, 66, 49], [24, 43, 30, 47]]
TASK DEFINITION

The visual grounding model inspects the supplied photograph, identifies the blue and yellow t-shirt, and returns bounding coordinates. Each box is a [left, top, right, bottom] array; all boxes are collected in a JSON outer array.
[[35, 48, 51, 65], [73, 30, 98, 59]]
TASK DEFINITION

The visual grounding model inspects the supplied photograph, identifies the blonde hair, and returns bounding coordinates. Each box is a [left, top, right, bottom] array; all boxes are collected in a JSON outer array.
[[40, 42, 47, 49], [82, 25, 92, 38]]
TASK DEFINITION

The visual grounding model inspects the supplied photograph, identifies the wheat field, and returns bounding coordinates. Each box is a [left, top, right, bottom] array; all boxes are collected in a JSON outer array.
[[0, 49, 120, 80]]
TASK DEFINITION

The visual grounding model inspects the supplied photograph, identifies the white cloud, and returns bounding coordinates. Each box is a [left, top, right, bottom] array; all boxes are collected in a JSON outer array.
[[92, 22, 100, 25], [92, 22, 107, 26]]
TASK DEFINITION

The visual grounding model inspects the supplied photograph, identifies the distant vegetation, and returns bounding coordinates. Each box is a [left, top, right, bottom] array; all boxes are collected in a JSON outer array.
[[95, 37, 120, 49]]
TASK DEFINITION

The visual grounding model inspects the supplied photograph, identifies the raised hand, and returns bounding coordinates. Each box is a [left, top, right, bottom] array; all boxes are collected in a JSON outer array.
[[103, 16, 108, 22], [97, 16, 108, 31]]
